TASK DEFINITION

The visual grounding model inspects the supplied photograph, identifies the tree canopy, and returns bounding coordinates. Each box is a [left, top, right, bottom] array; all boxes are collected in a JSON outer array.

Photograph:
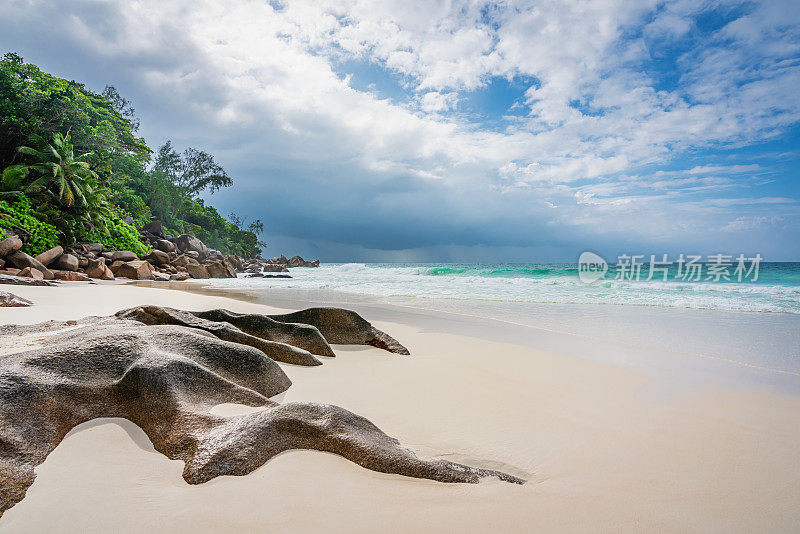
[[0, 53, 266, 257]]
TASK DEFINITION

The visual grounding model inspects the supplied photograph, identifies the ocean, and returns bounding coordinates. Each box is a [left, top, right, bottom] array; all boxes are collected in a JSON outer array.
[[213, 262, 800, 314], [193, 261, 800, 391]]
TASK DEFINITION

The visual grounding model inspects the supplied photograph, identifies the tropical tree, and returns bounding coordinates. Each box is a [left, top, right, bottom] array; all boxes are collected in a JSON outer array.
[[0, 52, 150, 173], [153, 140, 233, 200], [16, 132, 99, 207], [2, 132, 116, 243]]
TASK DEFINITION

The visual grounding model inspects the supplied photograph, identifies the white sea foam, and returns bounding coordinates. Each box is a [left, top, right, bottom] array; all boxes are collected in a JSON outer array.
[[208, 263, 800, 314]]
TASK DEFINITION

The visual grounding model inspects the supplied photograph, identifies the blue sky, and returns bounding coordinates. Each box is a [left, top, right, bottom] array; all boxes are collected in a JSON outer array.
[[1, 0, 799, 261]]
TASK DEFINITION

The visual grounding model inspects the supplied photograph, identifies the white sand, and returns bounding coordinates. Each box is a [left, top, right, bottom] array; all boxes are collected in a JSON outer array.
[[1, 282, 799, 532]]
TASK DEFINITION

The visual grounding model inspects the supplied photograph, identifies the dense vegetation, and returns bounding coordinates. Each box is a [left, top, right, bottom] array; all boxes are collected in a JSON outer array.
[[0, 53, 265, 257]]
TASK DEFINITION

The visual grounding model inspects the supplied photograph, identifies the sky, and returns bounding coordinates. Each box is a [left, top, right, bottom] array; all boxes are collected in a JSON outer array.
[[1, 0, 799, 262]]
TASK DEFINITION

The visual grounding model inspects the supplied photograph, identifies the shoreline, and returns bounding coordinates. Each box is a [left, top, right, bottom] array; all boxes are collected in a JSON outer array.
[[134, 280, 800, 397], [1, 282, 799, 532]]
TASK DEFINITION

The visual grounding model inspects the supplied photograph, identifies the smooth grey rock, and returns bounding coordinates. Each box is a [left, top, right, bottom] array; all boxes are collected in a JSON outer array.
[[84, 257, 106, 279], [118, 306, 324, 365], [142, 220, 164, 238], [269, 308, 411, 355], [0, 236, 23, 258], [17, 267, 44, 279], [0, 314, 520, 517], [0, 274, 53, 286], [115, 260, 153, 280], [155, 239, 176, 253], [186, 263, 209, 279], [192, 308, 336, 358], [175, 234, 208, 260], [0, 291, 32, 306], [33, 246, 63, 267], [147, 249, 170, 265], [52, 270, 90, 282], [76, 243, 104, 254], [6, 252, 53, 280], [111, 250, 138, 262], [54, 253, 79, 271]]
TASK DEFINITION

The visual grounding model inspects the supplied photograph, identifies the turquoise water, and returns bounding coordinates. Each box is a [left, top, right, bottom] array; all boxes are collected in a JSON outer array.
[[420, 262, 800, 284], [213, 262, 800, 314]]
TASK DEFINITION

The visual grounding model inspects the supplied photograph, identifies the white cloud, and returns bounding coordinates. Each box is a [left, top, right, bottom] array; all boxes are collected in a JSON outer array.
[[721, 216, 787, 231], [417, 91, 458, 113], [1, 0, 799, 259]]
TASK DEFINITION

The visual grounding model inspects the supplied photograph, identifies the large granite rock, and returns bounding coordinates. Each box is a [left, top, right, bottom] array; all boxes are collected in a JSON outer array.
[[155, 239, 176, 253], [6, 251, 53, 280], [0, 274, 53, 286], [269, 308, 411, 355], [263, 264, 289, 273], [142, 220, 164, 238], [54, 253, 79, 271], [171, 254, 196, 268], [17, 267, 43, 280], [52, 270, 90, 282], [0, 291, 32, 307], [110, 250, 138, 262], [101, 266, 115, 280], [147, 249, 170, 265], [84, 258, 107, 279], [118, 306, 324, 366], [85, 258, 114, 280], [75, 243, 103, 254], [176, 234, 208, 260], [205, 259, 237, 278], [0, 236, 23, 258], [33, 246, 63, 267], [186, 263, 209, 279], [0, 311, 520, 517], [225, 254, 242, 271], [115, 260, 153, 280], [192, 308, 336, 357]]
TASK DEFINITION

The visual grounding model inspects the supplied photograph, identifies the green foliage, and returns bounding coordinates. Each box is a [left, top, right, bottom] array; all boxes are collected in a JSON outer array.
[[0, 54, 266, 258], [84, 215, 151, 257], [119, 148, 263, 256], [17, 132, 101, 207], [153, 140, 232, 199], [0, 53, 150, 178], [3, 132, 117, 244], [0, 193, 59, 256]]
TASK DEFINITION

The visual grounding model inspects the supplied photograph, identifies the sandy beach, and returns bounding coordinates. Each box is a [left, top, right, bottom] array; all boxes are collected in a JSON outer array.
[[0, 281, 798, 533]]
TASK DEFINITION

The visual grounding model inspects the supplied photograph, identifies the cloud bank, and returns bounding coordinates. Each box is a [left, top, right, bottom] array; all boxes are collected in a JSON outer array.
[[1, 0, 799, 260]]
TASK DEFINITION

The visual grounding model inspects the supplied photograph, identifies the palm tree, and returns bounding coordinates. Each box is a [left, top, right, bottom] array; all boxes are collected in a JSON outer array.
[[17, 132, 98, 207], [1, 132, 116, 243]]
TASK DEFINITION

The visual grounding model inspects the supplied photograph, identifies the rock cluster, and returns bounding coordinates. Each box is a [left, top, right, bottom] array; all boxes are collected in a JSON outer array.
[[0, 221, 320, 282], [0, 306, 521, 517], [238, 254, 320, 275]]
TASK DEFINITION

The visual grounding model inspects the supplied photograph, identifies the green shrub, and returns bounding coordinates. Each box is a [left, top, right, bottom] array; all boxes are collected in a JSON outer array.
[[0, 194, 60, 256], [84, 215, 151, 256]]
